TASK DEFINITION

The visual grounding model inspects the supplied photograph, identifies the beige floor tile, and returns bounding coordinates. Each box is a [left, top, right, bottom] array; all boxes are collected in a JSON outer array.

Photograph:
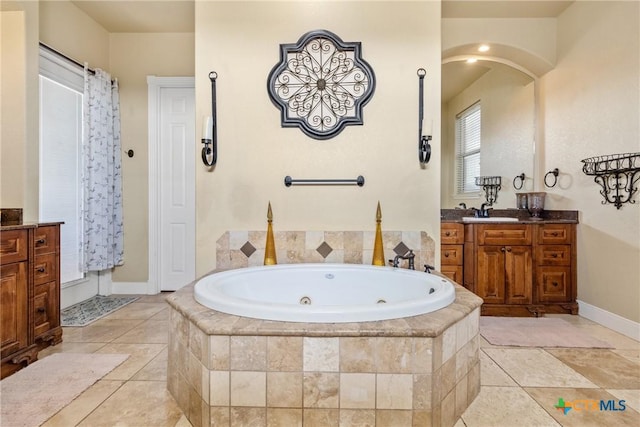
[[526, 387, 640, 426], [136, 293, 172, 304], [547, 348, 640, 389], [483, 348, 597, 388], [38, 341, 107, 358], [131, 348, 169, 381], [612, 349, 640, 364], [571, 323, 640, 350], [150, 306, 171, 320], [461, 386, 561, 426], [480, 350, 517, 386], [41, 380, 124, 427], [78, 380, 183, 427], [607, 389, 640, 412], [61, 319, 144, 343], [95, 343, 167, 380], [113, 319, 170, 344], [101, 302, 168, 320], [174, 414, 194, 427]]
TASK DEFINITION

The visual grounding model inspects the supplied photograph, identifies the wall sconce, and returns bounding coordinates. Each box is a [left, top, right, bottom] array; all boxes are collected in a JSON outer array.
[[581, 152, 640, 209], [475, 176, 502, 205], [417, 68, 432, 164], [202, 71, 218, 167]]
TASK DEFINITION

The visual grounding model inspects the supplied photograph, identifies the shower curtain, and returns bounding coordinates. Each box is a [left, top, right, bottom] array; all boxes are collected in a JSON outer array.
[[81, 66, 124, 271]]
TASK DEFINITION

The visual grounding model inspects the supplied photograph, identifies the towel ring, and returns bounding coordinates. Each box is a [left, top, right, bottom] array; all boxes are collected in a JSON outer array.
[[513, 173, 525, 190], [544, 168, 559, 188]]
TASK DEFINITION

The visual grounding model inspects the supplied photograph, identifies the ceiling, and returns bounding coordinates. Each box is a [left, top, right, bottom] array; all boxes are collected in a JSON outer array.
[[71, 0, 573, 34]]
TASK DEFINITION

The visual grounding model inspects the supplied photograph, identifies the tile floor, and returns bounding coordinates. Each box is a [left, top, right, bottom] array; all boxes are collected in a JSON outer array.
[[31, 294, 639, 426]]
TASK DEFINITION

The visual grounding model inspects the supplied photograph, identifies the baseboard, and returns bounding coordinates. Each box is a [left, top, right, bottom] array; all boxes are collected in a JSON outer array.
[[110, 281, 154, 295], [577, 299, 640, 341], [60, 280, 98, 309]]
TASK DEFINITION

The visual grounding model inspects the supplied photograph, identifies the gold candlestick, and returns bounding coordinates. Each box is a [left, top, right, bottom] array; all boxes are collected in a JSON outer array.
[[264, 201, 277, 265], [372, 201, 385, 266]]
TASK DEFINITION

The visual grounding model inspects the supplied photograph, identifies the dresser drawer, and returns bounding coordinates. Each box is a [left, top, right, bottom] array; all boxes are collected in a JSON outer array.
[[33, 253, 58, 285], [33, 226, 59, 255], [441, 245, 464, 265], [536, 245, 571, 266], [536, 266, 571, 302], [1, 230, 28, 264], [536, 224, 572, 245], [441, 223, 464, 244], [477, 224, 532, 246]]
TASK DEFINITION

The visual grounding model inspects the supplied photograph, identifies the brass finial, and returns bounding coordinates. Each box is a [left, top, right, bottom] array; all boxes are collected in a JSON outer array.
[[267, 201, 273, 222], [372, 201, 385, 266], [376, 201, 382, 222], [264, 201, 277, 265]]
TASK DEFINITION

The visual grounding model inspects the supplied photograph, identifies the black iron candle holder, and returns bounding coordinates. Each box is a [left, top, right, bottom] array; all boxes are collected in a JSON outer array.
[[581, 152, 640, 209], [475, 176, 502, 206]]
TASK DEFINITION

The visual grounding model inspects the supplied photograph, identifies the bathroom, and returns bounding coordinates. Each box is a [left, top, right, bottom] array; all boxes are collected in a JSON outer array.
[[1, 1, 639, 426]]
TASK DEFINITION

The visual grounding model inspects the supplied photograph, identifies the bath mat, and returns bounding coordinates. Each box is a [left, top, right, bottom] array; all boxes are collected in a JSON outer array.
[[480, 317, 613, 348], [0, 352, 129, 427], [61, 295, 139, 326]]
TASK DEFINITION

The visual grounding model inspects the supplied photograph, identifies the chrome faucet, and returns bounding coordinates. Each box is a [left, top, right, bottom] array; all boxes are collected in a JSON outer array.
[[390, 250, 416, 270]]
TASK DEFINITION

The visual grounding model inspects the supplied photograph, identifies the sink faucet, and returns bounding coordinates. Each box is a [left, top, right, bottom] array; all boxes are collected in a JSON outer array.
[[473, 203, 492, 218], [390, 250, 415, 270], [456, 202, 467, 209]]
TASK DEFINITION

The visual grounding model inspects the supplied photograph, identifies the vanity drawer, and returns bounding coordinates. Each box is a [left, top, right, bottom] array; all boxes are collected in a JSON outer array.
[[33, 253, 58, 285], [536, 266, 571, 302], [536, 224, 572, 245], [441, 265, 463, 285], [441, 223, 464, 244], [1, 230, 28, 264], [441, 245, 463, 265], [536, 245, 571, 266], [477, 224, 532, 246], [33, 226, 59, 256]]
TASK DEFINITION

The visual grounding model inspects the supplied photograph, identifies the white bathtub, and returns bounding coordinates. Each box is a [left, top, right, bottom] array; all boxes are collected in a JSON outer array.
[[193, 263, 456, 323]]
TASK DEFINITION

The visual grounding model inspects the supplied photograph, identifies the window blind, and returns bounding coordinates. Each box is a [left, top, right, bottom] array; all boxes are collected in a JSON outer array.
[[455, 102, 481, 194]]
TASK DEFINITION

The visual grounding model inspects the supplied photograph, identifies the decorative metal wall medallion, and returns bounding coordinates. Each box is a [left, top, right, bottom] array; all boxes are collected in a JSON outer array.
[[267, 30, 376, 139]]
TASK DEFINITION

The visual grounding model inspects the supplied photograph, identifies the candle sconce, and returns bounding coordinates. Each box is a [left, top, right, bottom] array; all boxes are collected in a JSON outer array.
[[475, 176, 502, 206], [202, 71, 218, 167], [417, 68, 432, 164], [581, 152, 640, 209]]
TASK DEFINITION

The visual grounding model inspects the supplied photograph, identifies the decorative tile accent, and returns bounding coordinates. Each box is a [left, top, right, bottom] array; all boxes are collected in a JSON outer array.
[[393, 241, 410, 256], [240, 241, 256, 258], [316, 241, 333, 259]]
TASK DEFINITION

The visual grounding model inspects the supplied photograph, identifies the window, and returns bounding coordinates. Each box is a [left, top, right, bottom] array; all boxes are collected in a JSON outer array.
[[455, 102, 481, 195], [39, 48, 84, 284]]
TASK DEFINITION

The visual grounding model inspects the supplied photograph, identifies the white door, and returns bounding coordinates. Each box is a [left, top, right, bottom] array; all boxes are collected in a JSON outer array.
[[159, 86, 195, 290]]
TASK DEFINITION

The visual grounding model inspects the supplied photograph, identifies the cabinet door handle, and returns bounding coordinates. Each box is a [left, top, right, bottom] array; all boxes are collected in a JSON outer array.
[[500, 247, 506, 252], [551, 232, 559, 237], [37, 267, 46, 273], [506, 247, 512, 253], [37, 238, 46, 244], [444, 252, 450, 257], [37, 307, 46, 313], [445, 231, 451, 236], [552, 282, 559, 287], [551, 253, 558, 258]]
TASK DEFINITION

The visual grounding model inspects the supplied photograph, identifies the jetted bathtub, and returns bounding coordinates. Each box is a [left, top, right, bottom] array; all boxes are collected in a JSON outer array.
[[193, 263, 456, 323]]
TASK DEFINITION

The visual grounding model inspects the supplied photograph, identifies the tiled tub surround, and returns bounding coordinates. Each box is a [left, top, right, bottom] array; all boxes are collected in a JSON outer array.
[[216, 230, 436, 271], [166, 283, 482, 427]]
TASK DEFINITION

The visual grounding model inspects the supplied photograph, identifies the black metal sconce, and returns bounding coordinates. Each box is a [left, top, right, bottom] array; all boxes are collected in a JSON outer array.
[[581, 152, 640, 209], [202, 71, 218, 167], [476, 176, 502, 206], [417, 68, 432, 164]]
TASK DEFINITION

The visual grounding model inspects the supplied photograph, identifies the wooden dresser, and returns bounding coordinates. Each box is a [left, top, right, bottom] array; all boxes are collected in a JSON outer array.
[[440, 211, 578, 317], [1, 222, 63, 378]]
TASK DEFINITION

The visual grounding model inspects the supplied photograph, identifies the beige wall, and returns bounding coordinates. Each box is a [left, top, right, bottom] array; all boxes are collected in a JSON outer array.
[[109, 33, 195, 282], [194, 1, 442, 277], [541, 1, 640, 322]]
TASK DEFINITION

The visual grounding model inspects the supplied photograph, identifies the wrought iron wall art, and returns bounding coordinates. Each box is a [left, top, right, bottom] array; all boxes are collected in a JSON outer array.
[[284, 175, 365, 187], [544, 168, 559, 188], [581, 152, 640, 209], [417, 68, 432, 164], [475, 176, 502, 205], [202, 71, 218, 167], [513, 173, 525, 190], [267, 30, 376, 140]]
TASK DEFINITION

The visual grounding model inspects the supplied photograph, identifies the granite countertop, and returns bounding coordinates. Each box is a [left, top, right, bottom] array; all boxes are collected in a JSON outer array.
[[0, 221, 64, 231], [441, 209, 579, 224]]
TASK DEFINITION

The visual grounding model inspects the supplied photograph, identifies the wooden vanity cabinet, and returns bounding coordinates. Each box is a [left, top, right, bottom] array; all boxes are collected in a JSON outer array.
[[440, 222, 464, 284], [443, 220, 578, 317], [1, 223, 62, 378]]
